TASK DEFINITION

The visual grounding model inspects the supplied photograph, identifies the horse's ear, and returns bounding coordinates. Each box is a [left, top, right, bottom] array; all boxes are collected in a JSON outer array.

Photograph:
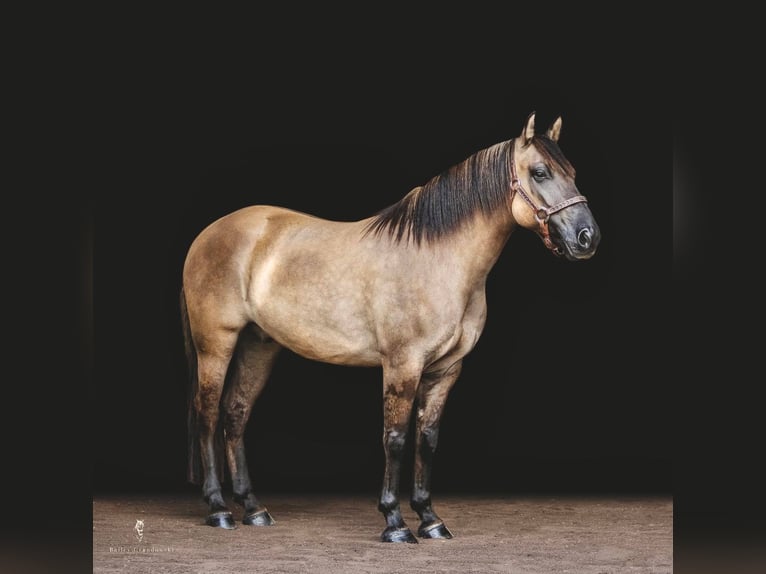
[[521, 111, 536, 146], [546, 116, 562, 142]]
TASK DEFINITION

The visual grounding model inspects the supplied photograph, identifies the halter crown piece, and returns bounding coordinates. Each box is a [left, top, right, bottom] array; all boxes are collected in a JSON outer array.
[[508, 138, 589, 256]]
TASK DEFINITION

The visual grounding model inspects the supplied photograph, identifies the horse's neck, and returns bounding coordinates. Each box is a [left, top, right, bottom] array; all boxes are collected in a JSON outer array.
[[443, 210, 517, 284]]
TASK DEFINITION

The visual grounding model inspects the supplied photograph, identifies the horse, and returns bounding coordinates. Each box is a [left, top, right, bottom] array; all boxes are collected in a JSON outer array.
[[180, 111, 601, 543]]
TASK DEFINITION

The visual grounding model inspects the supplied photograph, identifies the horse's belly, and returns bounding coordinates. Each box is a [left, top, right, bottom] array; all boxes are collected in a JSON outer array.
[[245, 234, 383, 365], [249, 288, 381, 367], [269, 319, 381, 366]]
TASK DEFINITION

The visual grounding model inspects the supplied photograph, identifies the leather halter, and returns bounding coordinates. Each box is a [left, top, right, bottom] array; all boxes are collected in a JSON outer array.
[[509, 138, 588, 256]]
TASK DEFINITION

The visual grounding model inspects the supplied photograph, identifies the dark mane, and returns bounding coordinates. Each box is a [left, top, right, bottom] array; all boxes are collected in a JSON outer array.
[[365, 135, 575, 245], [365, 140, 513, 245]]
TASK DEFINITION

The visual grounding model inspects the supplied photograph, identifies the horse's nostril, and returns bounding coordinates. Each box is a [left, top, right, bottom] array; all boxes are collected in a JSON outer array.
[[577, 228, 592, 248]]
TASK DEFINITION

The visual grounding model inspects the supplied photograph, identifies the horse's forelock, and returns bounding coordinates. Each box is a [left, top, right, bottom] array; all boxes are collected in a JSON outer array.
[[531, 135, 576, 179]]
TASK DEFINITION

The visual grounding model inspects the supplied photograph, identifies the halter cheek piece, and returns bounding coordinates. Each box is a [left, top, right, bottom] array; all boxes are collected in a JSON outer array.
[[509, 138, 588, 256]]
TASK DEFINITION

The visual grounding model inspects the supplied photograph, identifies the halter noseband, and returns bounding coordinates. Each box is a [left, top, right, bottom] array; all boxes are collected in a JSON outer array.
[[509, 138, 588, 256]]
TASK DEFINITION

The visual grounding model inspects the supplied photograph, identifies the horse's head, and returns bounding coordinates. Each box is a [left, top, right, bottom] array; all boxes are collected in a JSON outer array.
[[510, 112, 600, 261]]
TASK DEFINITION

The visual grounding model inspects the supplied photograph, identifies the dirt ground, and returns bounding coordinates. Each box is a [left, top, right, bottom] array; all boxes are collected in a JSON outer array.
[[93, 493, 672, 573]]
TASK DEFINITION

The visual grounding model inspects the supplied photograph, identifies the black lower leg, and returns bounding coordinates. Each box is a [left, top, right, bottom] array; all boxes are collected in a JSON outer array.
[[221, 335, 280, 526], [408, 365, 460, 539], [200, 426, 235, 529], [411, 425, 452, 538], [228, 440, 274, 525], [411, 426, 439, 521], [379, 428, 418, 543]]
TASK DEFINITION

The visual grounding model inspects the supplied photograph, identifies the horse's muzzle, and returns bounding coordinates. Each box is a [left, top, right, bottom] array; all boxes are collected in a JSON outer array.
[[552, 222, 600, 261], [567, 223, 600, 260]]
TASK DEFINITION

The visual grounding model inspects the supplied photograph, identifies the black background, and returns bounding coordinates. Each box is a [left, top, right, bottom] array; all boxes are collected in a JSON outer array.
[[15, 12, 766, 573], [93, 50, 672, 498]]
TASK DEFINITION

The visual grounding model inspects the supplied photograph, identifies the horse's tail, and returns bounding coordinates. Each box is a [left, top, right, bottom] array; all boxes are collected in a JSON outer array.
[[181, 286, 203, 485], [182, 286, 228, 487]]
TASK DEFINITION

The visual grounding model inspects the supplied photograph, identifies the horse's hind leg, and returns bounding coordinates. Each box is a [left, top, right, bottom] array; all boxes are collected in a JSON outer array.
[[194, 329, 240, 529], [410, 361, 462, 539], [222, 328, 281, 526]]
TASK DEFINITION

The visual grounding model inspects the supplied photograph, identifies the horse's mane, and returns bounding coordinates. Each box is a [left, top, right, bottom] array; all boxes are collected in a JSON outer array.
[[365, 135, 574, 245]]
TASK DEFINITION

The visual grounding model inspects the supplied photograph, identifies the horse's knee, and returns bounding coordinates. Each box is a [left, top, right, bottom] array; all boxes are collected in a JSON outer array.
[[383, 429, 407, 457]]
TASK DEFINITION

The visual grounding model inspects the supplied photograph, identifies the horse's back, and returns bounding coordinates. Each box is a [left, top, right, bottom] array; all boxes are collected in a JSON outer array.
[[184, 204, 371, 290]]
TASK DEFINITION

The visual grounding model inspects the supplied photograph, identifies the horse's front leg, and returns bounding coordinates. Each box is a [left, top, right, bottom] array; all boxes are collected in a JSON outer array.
[[410, 361, 462, 539], [378, 359, 421, 543]]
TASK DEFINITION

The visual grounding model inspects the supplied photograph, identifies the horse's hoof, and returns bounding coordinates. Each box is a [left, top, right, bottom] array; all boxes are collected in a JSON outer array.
[[381, 526, 418, 543], [243, 509, 275, 526], [418, 520, 453, 539], [206, 511, 236, 529]]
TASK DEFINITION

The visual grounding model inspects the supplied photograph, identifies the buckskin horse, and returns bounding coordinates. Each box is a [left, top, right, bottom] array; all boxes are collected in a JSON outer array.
[[180, 112, 601, 542]]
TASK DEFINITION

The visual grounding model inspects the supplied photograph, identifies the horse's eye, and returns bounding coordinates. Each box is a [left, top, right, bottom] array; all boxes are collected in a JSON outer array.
[[532, 169, 547, 181]]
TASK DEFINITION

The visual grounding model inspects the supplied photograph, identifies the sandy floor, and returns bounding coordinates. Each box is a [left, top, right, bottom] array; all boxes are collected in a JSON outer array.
[[93, 493, 672, 573]]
